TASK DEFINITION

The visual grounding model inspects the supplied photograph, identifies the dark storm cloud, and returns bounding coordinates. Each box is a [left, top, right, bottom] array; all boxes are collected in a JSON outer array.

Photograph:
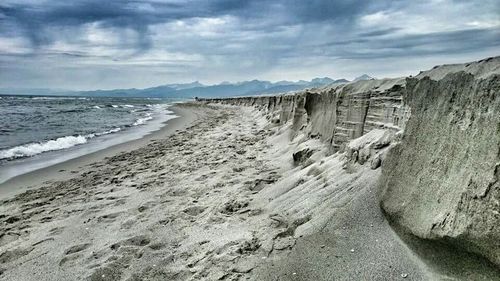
[[0, 0, 394, 49], [288, 0, 369, 22], [0, 1, 243, 46], [1, 1, 191, 49], [358, 28, 402, 37], [315, 28, 500, 59], [0, 0, 498, 89]]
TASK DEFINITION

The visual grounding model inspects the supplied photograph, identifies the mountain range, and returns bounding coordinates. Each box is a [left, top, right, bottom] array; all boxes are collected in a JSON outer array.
[[0, 76, 373, 98]]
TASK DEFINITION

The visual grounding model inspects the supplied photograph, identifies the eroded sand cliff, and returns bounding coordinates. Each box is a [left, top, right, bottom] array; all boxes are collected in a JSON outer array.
[[202, 56, 500, 274]]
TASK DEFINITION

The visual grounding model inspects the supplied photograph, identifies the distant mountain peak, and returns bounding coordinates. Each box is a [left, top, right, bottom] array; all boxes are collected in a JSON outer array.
[[5, 76, 349, 98], [310, 77, 335, 84], [354, 74, 375, 81], [333, 78, 349, 84], [166, 81, 204, 90]]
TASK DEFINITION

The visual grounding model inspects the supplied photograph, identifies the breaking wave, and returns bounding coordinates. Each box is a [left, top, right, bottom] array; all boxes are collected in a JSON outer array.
[[0, 126, 125, 160], [0, 135, 89, 160], [94, 127, 121, 136], [0, 101, 170, 161], [132, 114, 153, 126]]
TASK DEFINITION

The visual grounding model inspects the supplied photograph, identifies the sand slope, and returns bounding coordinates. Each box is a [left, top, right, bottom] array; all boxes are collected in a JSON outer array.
[[199, 56, 500, 280]]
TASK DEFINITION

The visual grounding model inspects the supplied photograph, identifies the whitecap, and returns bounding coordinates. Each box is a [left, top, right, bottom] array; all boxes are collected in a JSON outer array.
[[0, 135, 89, 160], [132, 113, 153, 126], [95, 127, 121, 136]]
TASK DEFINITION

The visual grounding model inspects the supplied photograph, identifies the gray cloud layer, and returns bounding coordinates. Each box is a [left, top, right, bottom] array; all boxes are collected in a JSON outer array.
[[0, 0, 499, 89]]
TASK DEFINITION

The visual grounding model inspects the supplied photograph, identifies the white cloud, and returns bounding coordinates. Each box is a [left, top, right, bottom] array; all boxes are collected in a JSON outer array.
[[0, 37, 31, 54], [359, 11, 391, 26]]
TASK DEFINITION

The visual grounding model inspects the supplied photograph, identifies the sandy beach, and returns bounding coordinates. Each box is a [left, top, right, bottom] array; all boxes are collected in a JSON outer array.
[[0, 103, 284, 280], [0, 100, 499, 281], [0, 105, 200, 198]]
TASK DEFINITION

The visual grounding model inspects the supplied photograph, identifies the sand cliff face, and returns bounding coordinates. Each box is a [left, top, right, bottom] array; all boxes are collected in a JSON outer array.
[[201, 56, 500, 268], [380, 71, 500, 266], [205, 76, 408, 152]]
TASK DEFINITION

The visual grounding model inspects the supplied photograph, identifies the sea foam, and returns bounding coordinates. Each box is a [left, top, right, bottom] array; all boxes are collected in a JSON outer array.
[[132, 113, 153, 126], [0, 135, 88, 160]]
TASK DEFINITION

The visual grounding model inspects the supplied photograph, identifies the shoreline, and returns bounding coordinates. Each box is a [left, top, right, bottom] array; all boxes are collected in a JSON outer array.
[[0, 104, 200, 199]]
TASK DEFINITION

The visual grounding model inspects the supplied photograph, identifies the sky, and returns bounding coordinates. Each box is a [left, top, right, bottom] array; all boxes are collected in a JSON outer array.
[[0, 0, 499, 90]]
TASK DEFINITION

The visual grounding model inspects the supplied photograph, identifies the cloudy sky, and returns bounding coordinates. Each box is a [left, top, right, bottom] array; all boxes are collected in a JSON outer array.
[[0, 0, 499, 90]]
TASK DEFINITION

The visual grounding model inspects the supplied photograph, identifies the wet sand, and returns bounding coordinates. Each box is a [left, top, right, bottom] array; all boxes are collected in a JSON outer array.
[[0, 105, 200, 199]]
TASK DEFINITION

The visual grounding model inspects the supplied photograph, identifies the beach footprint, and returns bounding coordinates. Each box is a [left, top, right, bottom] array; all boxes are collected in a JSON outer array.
[[110, 235, 151, 250], [97, 211, 124, 223], [182, 206, 207, 217], [0, 246, 34, 264], [65, 243, 91, 255], [59, 243, 91, 266]]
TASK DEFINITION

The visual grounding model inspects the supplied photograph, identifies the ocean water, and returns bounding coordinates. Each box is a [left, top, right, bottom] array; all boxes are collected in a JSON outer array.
[[0, 95, 181, 183]]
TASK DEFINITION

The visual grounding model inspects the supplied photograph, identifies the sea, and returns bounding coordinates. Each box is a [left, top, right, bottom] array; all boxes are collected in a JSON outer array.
[[0, 95, 181, 183]]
